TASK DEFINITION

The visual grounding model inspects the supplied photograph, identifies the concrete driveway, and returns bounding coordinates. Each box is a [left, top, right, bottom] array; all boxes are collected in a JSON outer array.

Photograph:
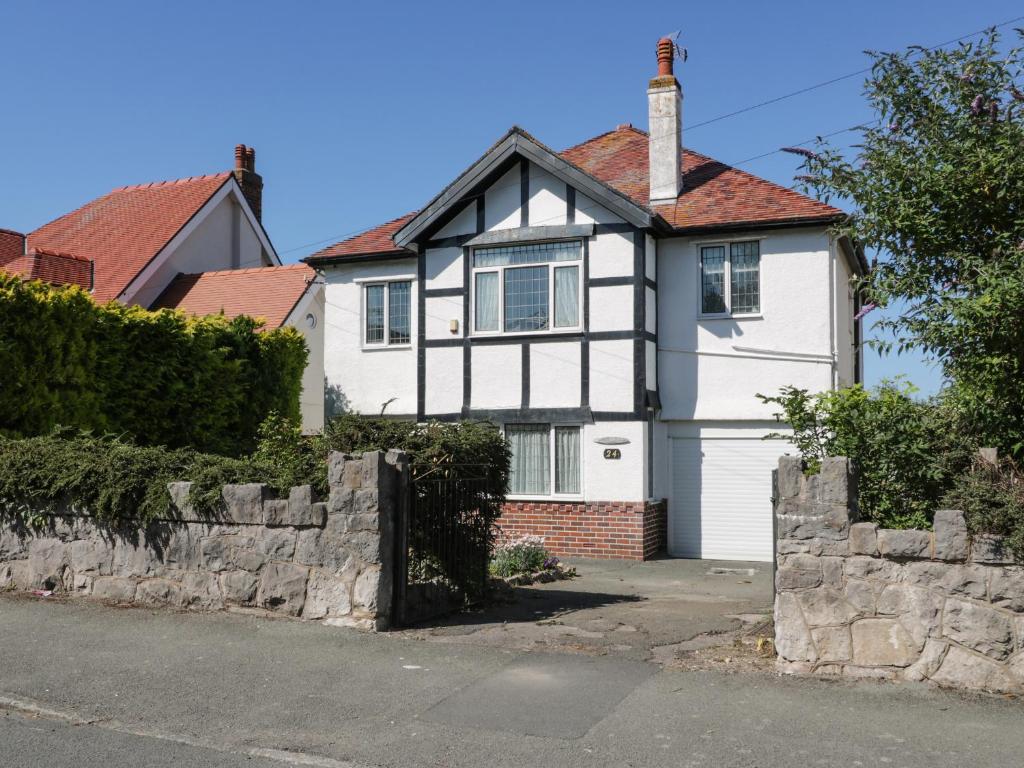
[[402, 557, 775, 665]]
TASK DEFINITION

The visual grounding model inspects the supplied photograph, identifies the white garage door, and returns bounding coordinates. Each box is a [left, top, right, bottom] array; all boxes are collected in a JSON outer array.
[[669, 437, 788, 562]]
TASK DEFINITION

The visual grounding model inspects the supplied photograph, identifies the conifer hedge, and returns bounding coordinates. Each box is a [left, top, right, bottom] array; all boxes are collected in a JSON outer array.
[[0, 274, 307, 456]]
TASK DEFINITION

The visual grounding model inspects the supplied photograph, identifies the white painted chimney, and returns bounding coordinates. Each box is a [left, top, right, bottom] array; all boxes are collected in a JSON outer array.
[[647, 37, 683, 205]]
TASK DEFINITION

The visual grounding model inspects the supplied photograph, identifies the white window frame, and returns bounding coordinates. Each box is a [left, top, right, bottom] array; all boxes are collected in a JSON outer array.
[[360, 278, 413, 349], [696, 238, 763, 319], [470, 240, 584, 337], [504, 422, 584, 501]]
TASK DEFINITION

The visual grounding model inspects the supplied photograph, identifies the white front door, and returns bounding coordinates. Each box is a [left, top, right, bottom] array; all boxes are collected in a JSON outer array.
[[669, 437, 788, 562]]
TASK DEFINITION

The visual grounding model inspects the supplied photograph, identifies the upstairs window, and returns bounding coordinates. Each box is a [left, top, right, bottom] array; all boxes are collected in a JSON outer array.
[[364, 280, 411, 346], [472, 241, 582, 334], [700, 240, 760, 316]]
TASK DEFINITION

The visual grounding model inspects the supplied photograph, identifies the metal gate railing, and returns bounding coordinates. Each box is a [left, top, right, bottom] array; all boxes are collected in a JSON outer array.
[[393, 471, 493, 626]]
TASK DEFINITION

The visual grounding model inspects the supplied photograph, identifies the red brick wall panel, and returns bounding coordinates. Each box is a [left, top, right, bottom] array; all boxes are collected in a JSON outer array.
[[497, 500, 667, 561]]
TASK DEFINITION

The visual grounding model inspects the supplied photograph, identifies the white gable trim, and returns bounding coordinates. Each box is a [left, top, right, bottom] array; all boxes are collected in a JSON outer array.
[[118, 177, 280, 304], [281, 277, 322, 329]]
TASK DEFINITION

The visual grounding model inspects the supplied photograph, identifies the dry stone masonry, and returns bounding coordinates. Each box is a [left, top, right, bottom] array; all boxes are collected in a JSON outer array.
[[0, 451, 406, 630], [774, 456, 1024, 693]]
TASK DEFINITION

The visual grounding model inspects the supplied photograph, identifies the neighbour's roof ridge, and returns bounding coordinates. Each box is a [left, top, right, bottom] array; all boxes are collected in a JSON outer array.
[[114, 172, 233, 193], [173, 263, 313, 279]]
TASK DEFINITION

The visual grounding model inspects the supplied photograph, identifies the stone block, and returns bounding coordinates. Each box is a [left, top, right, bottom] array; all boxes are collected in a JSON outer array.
[[181, 571, 223, 610], [774, 592, 816, 663], [261, 499, 290, 527], [876, 584, 942, 649], [220, 570, 258, 604], [253, 528, 296, 561], [812, 626, 852, 662], [989, 566, 1024, 612], [0, 530, 27, 560], [843, 579, 877, 615], [328, 486, 354, 514], [933, 510, 969, 561], [798, 588, 860, 627], [776, 456, 805, 501], [904, 638, 950, 682], [294, 529, 323, 566], [776, 562, 822, 591], [303, 569, 352, 619], [943, 598, 1014, 660], [163, 526, 201, 570], [972, 535, 1013, 565], [844, 556, 901, 583], [344, 531, 382, 564], [851, 618, 917, 667], [849, 523, 879, 556], [353, 566, 381, 612], [200, 536, 231, 572], [27, 539, 70, 590], [137, 578, 185, 607], [820, 557, 844, 588], [777, 540, 811, 555], [70, 539, 113, 575], [222, 484, 266, 525], [229, 547, 266, 572], [310, 503, 328, 527], [351, 489, 379, 515], [91, 576, 138, 602], [877, 529, 932, 559], [808, 538, 850, 557], [73, 573, 93, 593], [818, 457, 852, 505], [776, 508, 849, 541], [111, 533, 157, 578], [903, 562, 987, 601], [327, 452, 356, 486], [166, 482, 195, 520], [256, 562, 308, 616], [930, 645, 1019, 693]]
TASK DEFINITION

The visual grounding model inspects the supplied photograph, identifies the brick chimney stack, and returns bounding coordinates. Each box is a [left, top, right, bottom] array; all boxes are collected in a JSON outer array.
[[647, 38, 683, 205], [233, 144, 263, 222]]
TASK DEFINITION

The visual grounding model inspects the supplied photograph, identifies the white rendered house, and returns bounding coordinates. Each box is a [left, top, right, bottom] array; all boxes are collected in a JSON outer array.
[[306, 40, 863, 561]]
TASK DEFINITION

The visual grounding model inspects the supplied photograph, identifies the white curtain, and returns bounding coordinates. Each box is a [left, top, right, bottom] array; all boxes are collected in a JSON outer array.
[[554, 266, 578, 328], [555, 427, 580, 494], [475, 272, 499, 331], [508, 424, 550, 495]]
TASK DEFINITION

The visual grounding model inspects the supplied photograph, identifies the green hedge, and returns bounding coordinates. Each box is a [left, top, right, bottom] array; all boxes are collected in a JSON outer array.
[[0, 274, 307, 456]]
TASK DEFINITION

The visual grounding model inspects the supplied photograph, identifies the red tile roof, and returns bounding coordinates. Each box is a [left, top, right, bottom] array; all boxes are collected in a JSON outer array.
[[562, 125, 842, 229], [1, 248, 93, 289], [151, 264, 316, 329], [0, 229, 25, 265], [307, 212, 417, 261], [27, 173, 233, 302], [307, 125, 842, 261]]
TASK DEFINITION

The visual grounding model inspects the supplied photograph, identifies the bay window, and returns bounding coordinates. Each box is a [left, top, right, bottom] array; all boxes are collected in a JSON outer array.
[[506, 423, 582, 497], [700, 240, 761, 316], [364, 280, 411, 346], [472, 241, 582, 334]]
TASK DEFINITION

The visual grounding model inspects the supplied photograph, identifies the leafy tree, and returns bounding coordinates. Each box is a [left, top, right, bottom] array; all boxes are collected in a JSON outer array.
[[792, 29, 1024, 457]]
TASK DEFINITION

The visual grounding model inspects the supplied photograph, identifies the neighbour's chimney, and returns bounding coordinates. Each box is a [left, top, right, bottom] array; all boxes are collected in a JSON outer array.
[[647, 37, 683, 205], [233, 143, 263, 222]]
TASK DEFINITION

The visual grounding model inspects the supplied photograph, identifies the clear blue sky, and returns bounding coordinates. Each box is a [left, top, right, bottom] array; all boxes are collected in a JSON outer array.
[[3, 0, 1020, 396]]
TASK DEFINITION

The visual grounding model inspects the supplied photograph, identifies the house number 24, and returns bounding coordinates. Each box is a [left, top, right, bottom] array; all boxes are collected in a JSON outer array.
[[603, 448, 621, 460]]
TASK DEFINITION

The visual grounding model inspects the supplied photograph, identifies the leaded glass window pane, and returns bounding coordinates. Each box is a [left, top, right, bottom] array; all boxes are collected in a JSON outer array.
[[701, 246, 726, 314], [504, 266, 549, 332], [388, 281, 411, 344], [474, 240, 580, 268], [365, 284, 384, 343], [730, 241, 760, 314]]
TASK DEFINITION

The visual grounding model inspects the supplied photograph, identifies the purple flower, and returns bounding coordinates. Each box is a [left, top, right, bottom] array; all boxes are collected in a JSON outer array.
[[960, 72, 975, 83], [888, 121, 901, 133], [989, 100, 1000, 120], [793, 174, 816, 184], [971, 95, 985, 116], [853, 303, 877, 321], [781, 146, 818, 160]]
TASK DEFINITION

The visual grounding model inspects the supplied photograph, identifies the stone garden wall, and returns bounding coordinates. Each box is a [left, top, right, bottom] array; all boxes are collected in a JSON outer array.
[[774, 456, 1024, 694], [0, 451, 407, 630]]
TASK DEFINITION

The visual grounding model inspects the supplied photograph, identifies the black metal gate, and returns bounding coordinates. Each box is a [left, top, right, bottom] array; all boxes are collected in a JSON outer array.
[[393, 471, 492, 626]]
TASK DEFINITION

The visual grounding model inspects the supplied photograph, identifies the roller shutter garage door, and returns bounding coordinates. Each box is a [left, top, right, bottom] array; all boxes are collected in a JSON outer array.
[[669, 437, 788, 562]]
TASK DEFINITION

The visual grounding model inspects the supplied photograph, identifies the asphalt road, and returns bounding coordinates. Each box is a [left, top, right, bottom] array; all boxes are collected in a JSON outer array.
[[1, 591, 1022, 768]]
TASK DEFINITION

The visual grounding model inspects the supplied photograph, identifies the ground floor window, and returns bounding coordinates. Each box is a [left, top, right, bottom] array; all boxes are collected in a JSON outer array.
[[505, 423, 581, 497]]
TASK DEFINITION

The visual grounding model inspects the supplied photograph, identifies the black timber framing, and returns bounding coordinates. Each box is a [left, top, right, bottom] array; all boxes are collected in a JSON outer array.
[[416, 244, 427, 421], [519, 159, 529, 227], [633, 229, 646, 419]]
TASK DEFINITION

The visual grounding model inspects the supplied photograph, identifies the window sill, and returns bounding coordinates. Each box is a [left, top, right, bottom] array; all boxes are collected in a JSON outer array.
[[470, 330, 584, 342], [698, 313, 763, 321], [506, 495, 585, 503], [361, 344, 413, 351]]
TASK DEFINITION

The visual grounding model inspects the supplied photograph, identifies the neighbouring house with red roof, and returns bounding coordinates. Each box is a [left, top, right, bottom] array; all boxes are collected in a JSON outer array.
[[304, 39, 865, 562], [2, 146, 324, 433]]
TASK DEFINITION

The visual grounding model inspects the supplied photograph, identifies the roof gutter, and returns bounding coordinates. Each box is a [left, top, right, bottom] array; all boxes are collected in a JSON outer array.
[[301, 249, 414, 267]]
